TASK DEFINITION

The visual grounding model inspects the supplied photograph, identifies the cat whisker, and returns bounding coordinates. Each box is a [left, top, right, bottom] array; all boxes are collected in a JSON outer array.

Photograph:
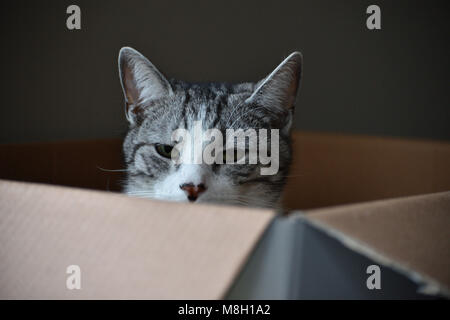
[[224, 100, 245, 127], [97, 166, 131, 172], [126, 190, 176, 199], [276, 173, 309, 178]]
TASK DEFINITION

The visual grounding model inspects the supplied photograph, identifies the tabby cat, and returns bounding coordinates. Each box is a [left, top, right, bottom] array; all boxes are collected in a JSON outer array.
[[118, 47, 302, 208]]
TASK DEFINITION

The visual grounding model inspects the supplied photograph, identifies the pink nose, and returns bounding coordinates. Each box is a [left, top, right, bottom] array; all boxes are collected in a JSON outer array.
[[180, 183, 207, 202]]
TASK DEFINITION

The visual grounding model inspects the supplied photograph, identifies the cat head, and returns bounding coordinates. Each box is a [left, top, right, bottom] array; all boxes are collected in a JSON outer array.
[[118, 47, 302, 208]]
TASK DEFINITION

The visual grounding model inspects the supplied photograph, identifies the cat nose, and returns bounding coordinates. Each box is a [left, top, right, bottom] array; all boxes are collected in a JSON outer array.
[[179, 183, 207, 202]]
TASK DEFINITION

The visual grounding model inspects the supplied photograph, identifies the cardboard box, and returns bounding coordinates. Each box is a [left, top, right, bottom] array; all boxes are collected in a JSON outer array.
[[0, 131, 449, 299], [230, 192, 450, 299]]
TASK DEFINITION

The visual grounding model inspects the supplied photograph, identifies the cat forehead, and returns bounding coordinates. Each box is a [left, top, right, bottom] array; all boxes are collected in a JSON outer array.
[[170, 80, 255, 95], [138, 81, 260, 129], [140, 81, 254, 110]]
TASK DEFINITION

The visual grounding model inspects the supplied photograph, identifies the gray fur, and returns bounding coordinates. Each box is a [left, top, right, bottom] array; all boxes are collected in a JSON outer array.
[[118, 47, 302, 209]]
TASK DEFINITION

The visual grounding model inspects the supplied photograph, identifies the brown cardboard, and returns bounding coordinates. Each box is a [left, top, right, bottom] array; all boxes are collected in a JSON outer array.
[[0, 132, 449, 299], [228, 209, 446, 299], [306, 191, 450, 293], [284, 132, 450, 209], [1, 131, 449, 210], [0, 179, 274, 299], [0, 139, 124, 192]]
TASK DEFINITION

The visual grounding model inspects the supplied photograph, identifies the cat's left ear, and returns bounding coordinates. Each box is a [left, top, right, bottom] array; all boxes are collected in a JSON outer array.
[[247, 52, 302, 113], [118, 47, 173, 124]]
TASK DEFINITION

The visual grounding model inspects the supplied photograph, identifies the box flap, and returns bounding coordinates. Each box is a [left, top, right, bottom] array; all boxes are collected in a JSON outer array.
[[0, 180, 274, 299], [227, 214, 435, 299], [305, 191, 450, 296], [0, 139, 124, 191], [284, 132, 450, 209], [2, 132, 449, 210]]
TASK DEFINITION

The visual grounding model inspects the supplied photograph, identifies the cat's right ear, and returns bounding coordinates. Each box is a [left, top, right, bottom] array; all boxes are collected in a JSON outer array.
[[118, 47, 173, 124]]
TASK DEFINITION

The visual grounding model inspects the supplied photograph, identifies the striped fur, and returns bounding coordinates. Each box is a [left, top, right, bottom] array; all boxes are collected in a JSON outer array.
[[119, 47, 302, 209]]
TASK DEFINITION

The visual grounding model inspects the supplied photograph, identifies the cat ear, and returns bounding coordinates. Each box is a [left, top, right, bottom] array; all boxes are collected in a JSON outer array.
[[246, 52, 302, 112], [118, 47, 173, 123]]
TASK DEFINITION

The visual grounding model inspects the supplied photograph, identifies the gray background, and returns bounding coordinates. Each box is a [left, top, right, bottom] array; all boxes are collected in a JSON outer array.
[[0, 0, 449, 143]]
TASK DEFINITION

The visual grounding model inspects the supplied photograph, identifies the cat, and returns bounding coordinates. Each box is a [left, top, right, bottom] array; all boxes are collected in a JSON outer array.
[[118, 47, 302, 209]]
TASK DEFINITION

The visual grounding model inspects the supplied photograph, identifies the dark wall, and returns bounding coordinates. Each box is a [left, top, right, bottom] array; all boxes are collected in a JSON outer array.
[[1, 0, 449, 143]]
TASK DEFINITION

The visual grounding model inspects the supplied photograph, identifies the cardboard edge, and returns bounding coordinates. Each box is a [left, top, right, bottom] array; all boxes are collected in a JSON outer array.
[[225, 214, 307, 299], [290, 212, 450, 298], [0, 179, 278, 300], [220, 216, 279, 299]]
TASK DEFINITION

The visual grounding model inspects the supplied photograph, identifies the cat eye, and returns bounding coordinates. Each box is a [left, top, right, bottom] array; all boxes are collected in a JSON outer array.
[[155, 143, 179, 160]]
